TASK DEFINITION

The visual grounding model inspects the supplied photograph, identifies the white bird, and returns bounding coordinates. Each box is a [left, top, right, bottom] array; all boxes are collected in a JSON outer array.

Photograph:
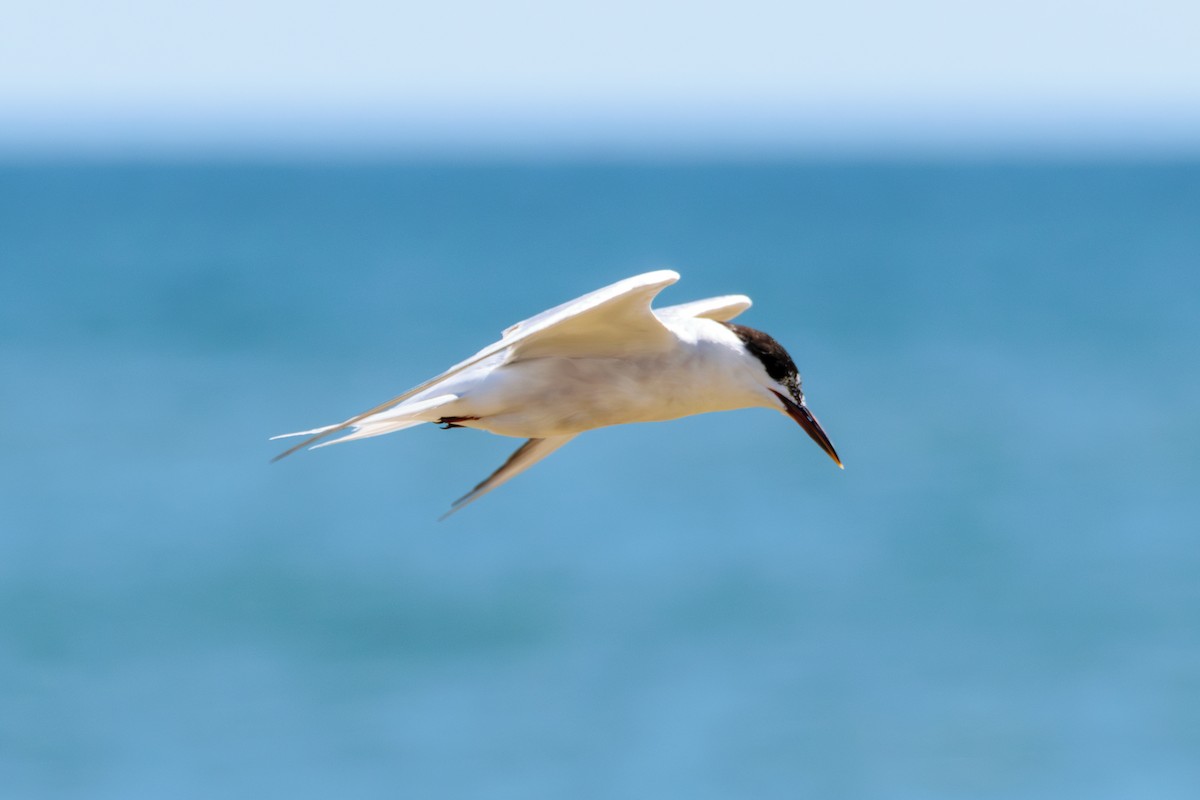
[[272, 270, 842, 516]]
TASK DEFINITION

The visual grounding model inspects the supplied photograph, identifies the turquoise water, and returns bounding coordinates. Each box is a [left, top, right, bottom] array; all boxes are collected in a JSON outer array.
[[2, 161, 1198, 798]]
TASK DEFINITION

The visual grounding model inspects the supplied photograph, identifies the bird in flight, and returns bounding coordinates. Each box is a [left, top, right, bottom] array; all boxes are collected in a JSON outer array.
[[272, 270, 842, 516]]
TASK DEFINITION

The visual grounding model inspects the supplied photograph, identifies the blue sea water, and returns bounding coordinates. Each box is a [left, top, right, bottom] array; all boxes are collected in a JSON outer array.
[[1, 159, 1198, 799]]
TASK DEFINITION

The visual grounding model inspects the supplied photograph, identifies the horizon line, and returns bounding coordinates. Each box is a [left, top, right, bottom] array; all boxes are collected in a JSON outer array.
[[3, 106, 1199, 160]]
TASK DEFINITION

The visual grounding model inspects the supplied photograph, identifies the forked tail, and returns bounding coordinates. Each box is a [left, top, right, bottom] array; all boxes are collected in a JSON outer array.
[[270, 393, 459, 461]]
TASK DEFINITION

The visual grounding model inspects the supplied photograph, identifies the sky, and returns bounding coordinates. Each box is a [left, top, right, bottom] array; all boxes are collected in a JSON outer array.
[[3, 0, 1200, 154]]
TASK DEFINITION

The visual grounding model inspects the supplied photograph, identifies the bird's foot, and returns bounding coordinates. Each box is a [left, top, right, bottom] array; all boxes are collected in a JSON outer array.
[[437, 416, 479, 430]]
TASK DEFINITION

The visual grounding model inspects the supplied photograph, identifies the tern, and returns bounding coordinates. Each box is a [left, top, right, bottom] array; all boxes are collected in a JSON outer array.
[[272, 270, 842, 516]]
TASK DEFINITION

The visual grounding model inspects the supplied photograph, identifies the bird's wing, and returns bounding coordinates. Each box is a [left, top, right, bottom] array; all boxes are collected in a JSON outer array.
[[271, 271, 679, 462], [497, 269, 679, 360], [440, 435, 577, 519], [655, 294, 752, 322]]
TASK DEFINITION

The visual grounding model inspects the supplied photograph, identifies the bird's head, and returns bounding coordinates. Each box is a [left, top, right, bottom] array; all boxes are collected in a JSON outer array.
[[724, 323, 843, 469]]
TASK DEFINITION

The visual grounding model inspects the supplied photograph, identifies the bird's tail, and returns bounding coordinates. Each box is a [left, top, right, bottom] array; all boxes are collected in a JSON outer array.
[[270, 393, 459, 457]]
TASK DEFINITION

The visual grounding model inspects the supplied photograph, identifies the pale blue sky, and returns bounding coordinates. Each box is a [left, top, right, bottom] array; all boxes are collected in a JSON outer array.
[[3, 0, 1199, 153]]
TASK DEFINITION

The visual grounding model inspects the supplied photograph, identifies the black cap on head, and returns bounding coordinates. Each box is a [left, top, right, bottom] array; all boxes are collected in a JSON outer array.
[[723, 323, 802, 400]]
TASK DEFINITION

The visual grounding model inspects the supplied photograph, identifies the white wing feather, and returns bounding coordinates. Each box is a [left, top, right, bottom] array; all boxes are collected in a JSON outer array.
[[440, 435, 577, 519], [655, 294, 752, 323], [500, 269, 678, 339]]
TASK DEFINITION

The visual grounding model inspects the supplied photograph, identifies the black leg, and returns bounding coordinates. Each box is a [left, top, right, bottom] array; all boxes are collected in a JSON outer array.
[[437, 416, 479, 430]]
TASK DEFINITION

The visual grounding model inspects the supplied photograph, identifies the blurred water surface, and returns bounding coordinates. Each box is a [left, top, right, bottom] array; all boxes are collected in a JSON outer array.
[[2, 160, 1198, 799]]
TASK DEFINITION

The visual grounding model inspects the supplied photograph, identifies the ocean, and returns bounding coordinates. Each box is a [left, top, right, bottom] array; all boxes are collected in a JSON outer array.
[[2, 159, 1198, 798]]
